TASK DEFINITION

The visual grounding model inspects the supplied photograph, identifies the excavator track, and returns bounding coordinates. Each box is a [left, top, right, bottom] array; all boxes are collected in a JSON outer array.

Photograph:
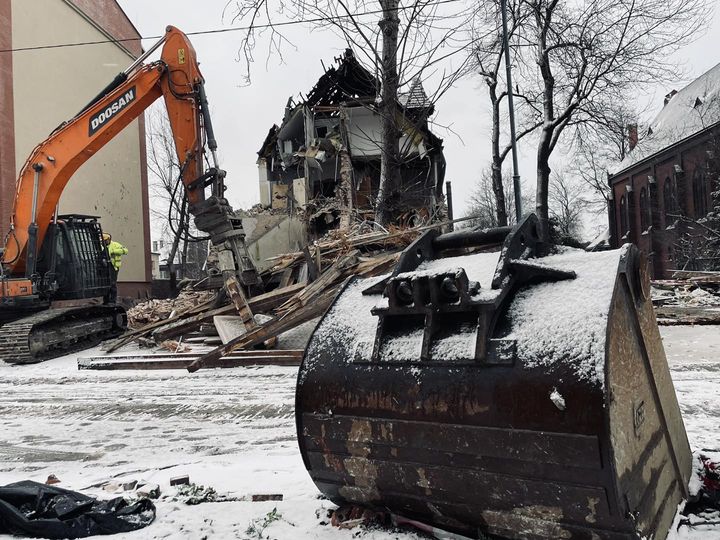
[[0, 305, 127, 365]]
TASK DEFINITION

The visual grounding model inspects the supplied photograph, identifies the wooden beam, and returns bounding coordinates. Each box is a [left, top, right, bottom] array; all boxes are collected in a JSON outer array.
[[187, 287, 340, 373], [79, 350, 304, 370], [108, 284, 305, 351]]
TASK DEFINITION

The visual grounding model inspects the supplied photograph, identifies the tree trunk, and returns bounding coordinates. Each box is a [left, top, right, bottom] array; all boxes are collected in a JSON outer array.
[[489, 82, 508, 226], [375, 0, 401, 227], [491, 159, 508, 226], [536, 126, 552, 241], [535, 4, 554, 243]]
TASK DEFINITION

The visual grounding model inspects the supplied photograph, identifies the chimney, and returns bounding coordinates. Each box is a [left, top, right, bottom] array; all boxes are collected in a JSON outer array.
[[664, 89, 678, 107], [628, 124, 638, 152]]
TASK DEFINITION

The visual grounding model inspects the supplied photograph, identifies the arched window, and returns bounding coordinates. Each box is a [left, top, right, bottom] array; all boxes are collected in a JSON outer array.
[[619, 195, 628, 237], [693, 168, 708, 218], [639, 187, 650, 231], [663, 176, 677, 226]]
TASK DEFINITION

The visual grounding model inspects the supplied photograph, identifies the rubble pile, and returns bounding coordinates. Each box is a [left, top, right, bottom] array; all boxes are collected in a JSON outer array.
[[96, 223, 438, 371], [127, 290, 215, 328], [652, 273, 720, 325]]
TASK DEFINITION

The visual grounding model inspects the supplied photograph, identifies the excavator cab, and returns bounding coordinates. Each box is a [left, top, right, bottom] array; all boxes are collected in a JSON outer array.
[[297, 214, 691, 540], [36, 215, 114, 301]]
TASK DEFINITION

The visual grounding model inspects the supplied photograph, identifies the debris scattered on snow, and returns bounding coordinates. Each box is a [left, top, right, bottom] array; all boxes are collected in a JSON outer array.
[[159, 339, 191, 353], [549, 387, 566, 411], [45, 474, 60, 485], [136, 483, 161, 499], [170, 474, 190, 486]]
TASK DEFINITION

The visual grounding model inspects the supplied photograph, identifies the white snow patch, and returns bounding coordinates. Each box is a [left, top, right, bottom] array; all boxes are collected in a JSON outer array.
[[506, 248, 624, 388], [303, 275, 387, 369], [381, 327, 425, 361], [414, 251, 500, 290], [688, 453, 706, 497], [428, 319, 477, 361]]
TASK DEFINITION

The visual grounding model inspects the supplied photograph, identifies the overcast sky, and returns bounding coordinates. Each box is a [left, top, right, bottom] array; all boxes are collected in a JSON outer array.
[[117, 0, 720, 230]]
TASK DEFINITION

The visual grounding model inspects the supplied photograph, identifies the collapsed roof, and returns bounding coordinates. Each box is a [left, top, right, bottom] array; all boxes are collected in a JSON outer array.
[[257, 49, 442, 160]]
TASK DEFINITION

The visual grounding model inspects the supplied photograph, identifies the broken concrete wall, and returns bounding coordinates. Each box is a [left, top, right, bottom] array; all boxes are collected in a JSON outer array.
[[242, 215, 307, 272], [258, 158, 272, 207]]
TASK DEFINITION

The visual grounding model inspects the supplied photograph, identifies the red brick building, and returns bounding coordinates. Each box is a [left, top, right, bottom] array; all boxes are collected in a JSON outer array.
[[608, 62, 720, 278]]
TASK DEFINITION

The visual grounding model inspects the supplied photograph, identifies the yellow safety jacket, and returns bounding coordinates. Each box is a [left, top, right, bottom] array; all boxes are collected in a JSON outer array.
[[108, 240, 128, 271]]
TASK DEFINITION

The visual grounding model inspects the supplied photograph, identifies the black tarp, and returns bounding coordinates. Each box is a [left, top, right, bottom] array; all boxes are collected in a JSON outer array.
[[0, 481, 155, 539]]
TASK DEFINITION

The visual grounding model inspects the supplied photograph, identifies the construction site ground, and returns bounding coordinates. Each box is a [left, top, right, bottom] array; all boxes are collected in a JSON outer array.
[[0, 325, 718, 540]]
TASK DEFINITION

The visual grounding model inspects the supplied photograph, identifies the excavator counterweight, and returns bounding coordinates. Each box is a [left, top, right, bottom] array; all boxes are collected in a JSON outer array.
[[297, 214, 691, 539]]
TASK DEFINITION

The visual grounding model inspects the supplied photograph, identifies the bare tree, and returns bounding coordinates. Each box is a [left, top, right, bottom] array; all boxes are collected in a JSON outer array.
[[569, 102, 644, 214], [548, 170, 586, 240], [471, 0, 541, 226], [673, 133, 720, 271], [224, 0, 476, 226], [146, 108, 208, 291], [521, 0, 711, 240], [465, 167, 532, 229]]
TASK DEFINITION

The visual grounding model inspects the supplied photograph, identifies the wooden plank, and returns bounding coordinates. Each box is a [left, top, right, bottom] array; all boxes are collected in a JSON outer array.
[[671, 270, 720, 278], [302, 245, 319, 282], [104, 296, 218, 353], [81, 349, 302, 361], [187, 287, 341, 373], [79, 350, 304, 370], [128, 284, 306, 345], [655, 306, 720, 325], [248, 283, 305, 312], [279, 267, 294, 288]]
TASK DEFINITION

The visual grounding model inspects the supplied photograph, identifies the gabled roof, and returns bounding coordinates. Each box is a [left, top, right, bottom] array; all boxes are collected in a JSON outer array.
[[613, 61, 720, 175], [399, 78, 433, 113]]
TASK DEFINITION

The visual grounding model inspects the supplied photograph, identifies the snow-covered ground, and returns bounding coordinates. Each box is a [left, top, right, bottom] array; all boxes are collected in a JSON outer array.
[[0, 325, 718, 539]]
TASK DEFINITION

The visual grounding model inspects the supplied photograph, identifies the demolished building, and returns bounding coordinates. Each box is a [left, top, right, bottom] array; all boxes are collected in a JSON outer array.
[[256, 49, 447, 241]]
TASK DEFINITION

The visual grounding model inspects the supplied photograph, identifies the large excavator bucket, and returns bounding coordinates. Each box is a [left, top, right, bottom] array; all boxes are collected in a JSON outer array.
[[296, 214, 692, 540]]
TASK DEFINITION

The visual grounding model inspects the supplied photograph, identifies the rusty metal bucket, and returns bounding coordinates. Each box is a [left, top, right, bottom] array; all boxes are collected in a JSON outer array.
[[296, 214, 691, 539]]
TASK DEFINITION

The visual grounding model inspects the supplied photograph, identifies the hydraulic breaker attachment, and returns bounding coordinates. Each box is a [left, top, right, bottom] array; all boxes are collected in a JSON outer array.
[[297, 214, 691, 540]]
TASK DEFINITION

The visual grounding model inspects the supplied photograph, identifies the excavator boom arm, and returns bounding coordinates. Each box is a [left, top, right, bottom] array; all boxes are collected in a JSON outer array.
[[1, 26, 256, 290]]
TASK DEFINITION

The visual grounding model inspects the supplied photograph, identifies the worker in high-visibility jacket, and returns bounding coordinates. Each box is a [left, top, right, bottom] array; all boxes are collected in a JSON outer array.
[[103, 233, 128, 302]]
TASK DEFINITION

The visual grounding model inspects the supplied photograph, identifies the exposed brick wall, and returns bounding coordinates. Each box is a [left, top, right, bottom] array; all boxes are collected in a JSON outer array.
[[0, 0, 15, 241], [67, 0, 142, 57], [609, 134, 717, 278]]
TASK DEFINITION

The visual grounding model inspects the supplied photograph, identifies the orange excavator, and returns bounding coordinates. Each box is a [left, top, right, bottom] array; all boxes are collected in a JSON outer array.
[[0, 26, 260, 364]]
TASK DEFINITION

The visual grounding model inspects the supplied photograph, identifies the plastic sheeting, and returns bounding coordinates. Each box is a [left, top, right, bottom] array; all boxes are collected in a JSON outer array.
[[0, 481, 155, 538]]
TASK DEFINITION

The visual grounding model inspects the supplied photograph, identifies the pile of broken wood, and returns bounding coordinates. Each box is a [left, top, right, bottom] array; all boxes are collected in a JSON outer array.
[[126, 290, 216, 328], [85, 225, 421, 372], [652, 270, 720, 325]]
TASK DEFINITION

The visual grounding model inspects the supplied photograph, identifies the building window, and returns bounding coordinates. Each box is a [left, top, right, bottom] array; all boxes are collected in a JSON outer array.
[[663, 176, 678, 226], [693, 168, 708, 218], [639, 187, 650, 231], [619, 194, 628, 237]]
